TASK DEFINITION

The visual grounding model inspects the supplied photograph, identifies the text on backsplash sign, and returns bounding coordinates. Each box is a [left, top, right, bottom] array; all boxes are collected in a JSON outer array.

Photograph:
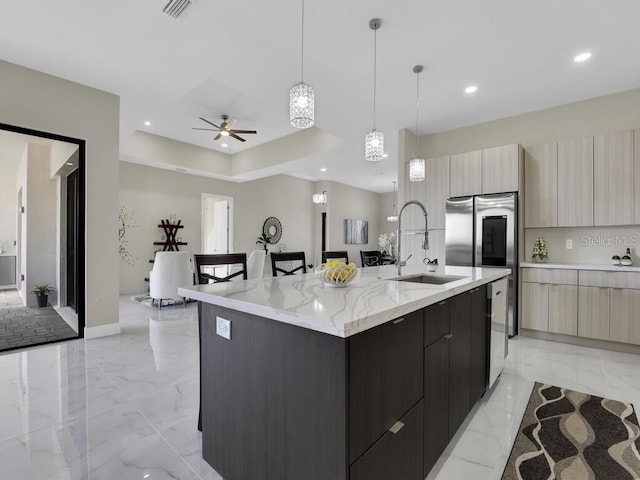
[[580, 235, 639, 247]]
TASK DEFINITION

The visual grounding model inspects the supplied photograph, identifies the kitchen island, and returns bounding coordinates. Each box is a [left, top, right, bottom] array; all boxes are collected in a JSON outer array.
[[179, 264, 510, 480]]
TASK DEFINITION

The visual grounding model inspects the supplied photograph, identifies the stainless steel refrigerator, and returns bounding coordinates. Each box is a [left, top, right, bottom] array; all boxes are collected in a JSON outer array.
[[445, 192, 518, 336]]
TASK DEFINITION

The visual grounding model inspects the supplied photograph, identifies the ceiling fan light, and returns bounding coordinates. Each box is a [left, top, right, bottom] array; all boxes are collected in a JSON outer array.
[[220, 130, 230, 136], [365, 129, 384, 162], [290, 82, 315, 129], [409, 157, 426, 182]]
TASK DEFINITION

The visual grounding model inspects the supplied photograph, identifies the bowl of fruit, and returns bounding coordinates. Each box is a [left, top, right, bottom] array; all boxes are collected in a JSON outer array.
[[316, 261, 359, 288]]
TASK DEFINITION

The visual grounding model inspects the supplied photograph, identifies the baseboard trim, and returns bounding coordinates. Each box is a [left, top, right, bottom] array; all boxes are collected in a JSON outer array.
[[520, 328, 640, 355], [84, 322, 121, 339]]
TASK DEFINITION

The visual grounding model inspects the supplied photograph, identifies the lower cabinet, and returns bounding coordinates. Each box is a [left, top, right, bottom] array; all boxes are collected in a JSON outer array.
[[348, 310, 423, 463], [548, 285, 578, 335], [578, 286, 610, 340], [350, 400, 424, 480], [0, 256, 16, 286], [423, 337, 450, 476], [470, 286, 488, 404], [449, 292, 471, 435], [521, 282, 549, 331], [610, 288, 640, 345]]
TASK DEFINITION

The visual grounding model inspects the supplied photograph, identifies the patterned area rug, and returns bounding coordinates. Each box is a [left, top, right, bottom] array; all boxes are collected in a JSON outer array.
[[132, 295, 192, 308], [502, 383, 640, 480]]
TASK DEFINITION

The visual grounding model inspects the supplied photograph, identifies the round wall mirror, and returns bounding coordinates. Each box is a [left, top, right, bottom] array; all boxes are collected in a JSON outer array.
[[263, 217, 282, 243]]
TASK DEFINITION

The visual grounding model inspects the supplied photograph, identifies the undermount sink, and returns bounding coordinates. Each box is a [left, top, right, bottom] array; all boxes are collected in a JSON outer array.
[[393, 274, 466, 285]]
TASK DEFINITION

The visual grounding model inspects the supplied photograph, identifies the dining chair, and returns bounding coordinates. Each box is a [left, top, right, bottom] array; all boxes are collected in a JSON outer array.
[[149, 251, 193, 309], [322, 250, 349, 264], [360, 250, 382, 267], [193, 253, 248, 284], [193, 252, 247, 432], [271, 251, 307, 276]]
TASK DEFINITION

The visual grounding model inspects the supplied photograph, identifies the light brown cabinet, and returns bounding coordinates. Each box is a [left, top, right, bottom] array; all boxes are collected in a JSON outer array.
[[548, 284, 578, 335], [524, 143, 557, 227], [521, 282, 549, 331], [635, 129, 640, 225], [557, 136, 594, 226], [593, 130, 634, 226], [577, 286, 610, 341], [481, 144, 521, 194], [610, 288, 640, 345], [521, 267, 577, 335], [449, 150, 482, 197], [404, 155, 449, 231]]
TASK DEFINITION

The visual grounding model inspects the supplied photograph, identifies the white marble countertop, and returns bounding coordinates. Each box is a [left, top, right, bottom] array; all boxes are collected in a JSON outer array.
[[520, 262, 640, 272], [179, 265, 510, 338]]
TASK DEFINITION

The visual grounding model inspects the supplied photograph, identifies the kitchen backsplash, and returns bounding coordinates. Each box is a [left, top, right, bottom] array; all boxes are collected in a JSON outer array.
[[524, 227, 640, 265]]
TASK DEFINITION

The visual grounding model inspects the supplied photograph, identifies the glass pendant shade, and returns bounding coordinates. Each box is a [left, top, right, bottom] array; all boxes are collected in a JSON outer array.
[[409, 157, 425, 182], [365, 129, 384, 162], [289, 82, 314, 129]]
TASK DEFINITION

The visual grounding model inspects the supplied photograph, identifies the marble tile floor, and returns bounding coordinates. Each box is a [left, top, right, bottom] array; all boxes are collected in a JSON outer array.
[[0, 295, 638, 480]]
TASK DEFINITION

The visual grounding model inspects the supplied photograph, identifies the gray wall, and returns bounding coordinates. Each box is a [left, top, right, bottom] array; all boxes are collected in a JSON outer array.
[[0, 59, 120, 334]]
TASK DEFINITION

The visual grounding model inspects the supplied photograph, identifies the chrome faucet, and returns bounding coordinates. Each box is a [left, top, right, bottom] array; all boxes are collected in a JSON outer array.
[[396, 200, 429, 276]]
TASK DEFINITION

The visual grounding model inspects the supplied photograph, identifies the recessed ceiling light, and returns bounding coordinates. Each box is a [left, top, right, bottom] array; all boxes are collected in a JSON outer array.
[[574, 52, 592, 63], [320, 167, 327, 172], [221, 143, 228, 148], [382, 153, 389, 158], [144, 121, 151, 126], [464, 85, 478, 94], [66, 162, 73, 166]]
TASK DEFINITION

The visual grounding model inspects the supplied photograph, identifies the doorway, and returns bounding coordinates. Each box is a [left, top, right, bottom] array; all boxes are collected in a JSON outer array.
[[201, 193, 234, 277], [0, 122, 85, 352]]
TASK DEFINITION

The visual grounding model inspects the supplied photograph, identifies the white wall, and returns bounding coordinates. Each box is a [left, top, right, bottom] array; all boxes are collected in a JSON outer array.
[[0, 59, 120, 334], [119, 162, 318, 294], [23, 144, 57, 307], [0, 168, 17, 253], [322, 181, 383, 267], [417, 87, 640, 157], [524, 227, 640, 266]]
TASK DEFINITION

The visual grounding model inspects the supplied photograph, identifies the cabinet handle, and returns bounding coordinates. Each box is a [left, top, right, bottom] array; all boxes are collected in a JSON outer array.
[[392, 318, 405, 324], [388, 421, 405, 434], [438, 301, 446, 306], [496, 290, 502, 296], [444, 333, 453, 340]]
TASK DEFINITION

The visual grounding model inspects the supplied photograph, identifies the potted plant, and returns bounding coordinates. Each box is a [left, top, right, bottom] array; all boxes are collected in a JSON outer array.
[[32, 284, 54, 308], [256, 233, 272, 252]]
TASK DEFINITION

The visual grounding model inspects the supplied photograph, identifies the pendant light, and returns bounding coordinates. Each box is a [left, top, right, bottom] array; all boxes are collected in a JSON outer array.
[[289, 0, 314, 129], [409, 65, 425, 182], [386, 181, 398, 222], [365, 18, 384, 162]]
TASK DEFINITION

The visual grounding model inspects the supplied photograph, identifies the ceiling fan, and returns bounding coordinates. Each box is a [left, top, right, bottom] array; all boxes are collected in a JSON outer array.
[[192, 115, 257, 143]]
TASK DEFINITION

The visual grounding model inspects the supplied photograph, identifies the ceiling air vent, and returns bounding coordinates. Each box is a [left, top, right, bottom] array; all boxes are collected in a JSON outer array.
[[161, 0, 195, 20]]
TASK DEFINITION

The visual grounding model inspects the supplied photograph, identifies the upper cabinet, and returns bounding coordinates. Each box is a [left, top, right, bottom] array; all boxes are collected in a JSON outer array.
[[426, 156, 449, 229], [449, 151, 482, 197], [524, 143, 557, 228], [594, 130, 634, 225], [481, 144, 521, 194], [557, 136, 593, 227], [404, 155, 449, 231], [449, 145, 521, 198]]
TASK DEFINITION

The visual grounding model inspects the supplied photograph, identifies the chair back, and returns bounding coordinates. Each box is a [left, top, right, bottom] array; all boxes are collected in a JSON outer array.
[[193, 253, 248, 284], [270, 251, 307, 276], [247, 250, 266, 279], [149, 251, 193, 299], [322, 250, 349, 264], [360, 250, 382, 267]]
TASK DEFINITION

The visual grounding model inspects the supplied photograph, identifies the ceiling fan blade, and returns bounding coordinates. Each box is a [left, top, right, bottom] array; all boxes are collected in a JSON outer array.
[[214, 133, 222, 141], [230, 133, 246, 142], [231, 130, 257, 134], [199, 117, 220, 129], [192, 127, 218, 131]]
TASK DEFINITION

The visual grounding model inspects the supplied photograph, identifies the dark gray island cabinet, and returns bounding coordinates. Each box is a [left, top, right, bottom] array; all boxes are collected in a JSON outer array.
[[199, 285, 488, 480]]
